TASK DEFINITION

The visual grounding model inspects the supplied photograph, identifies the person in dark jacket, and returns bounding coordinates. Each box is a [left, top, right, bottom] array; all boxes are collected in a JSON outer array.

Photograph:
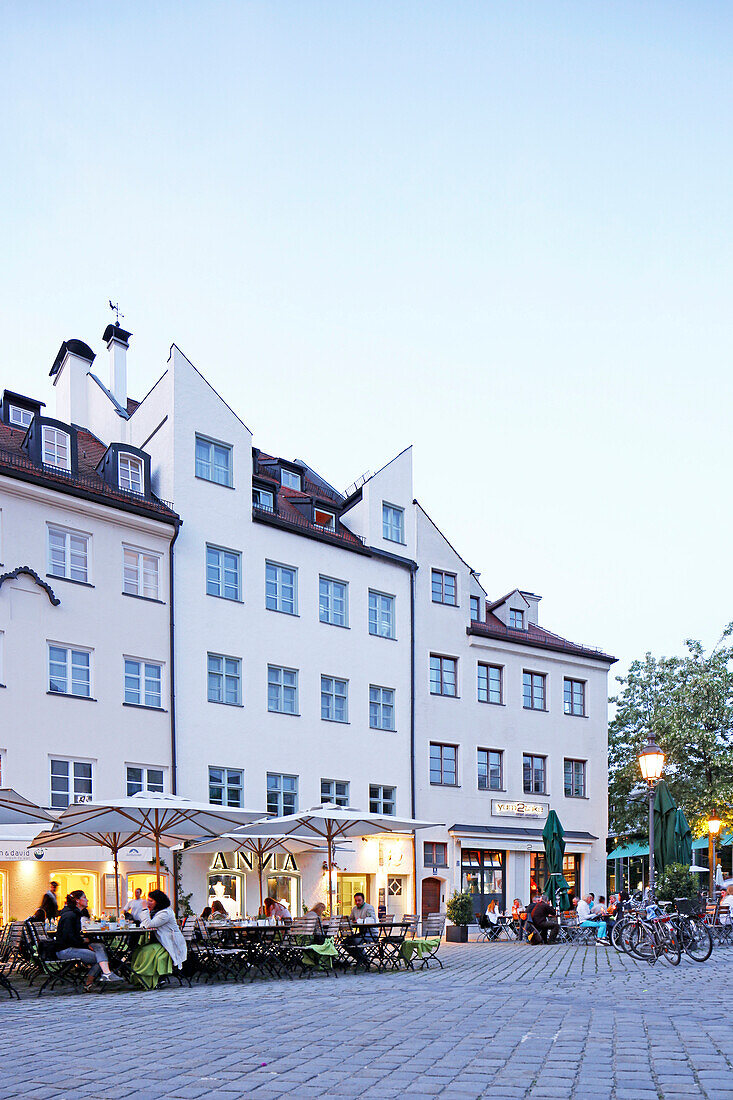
[[528, 896, 559, 944], [39, 881, 59, 921], [55, 890, 123, 990]]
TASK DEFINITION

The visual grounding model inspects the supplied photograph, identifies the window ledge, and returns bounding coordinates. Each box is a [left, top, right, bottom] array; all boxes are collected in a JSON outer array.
[[523, 706, 548, 712], [320, 620, 350, 630], [47, 574, 94, 589], [267, 710, 300, 717], [123, 702, 167, 712], [564, 713, 588, 719], [431, 600, 459, 608], [321, 718, 350, 725], [195, 474, 235, 490], [369, 632, 398, 642], [206, 592, 244, 605], [478, 700, 505, 707], [430, 692, 460, 699], [207, 699, 244, 708], [564, 794, 589, 800], [265, 608, 300, 617], [479, 787, 506, 794], [122, 591, 165, 605], [430, 783, 461, 788], [47, 692, 96, 702], [369, 726, 397, 733]]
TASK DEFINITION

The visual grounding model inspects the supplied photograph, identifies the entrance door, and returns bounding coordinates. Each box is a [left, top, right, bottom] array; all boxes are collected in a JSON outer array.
[[51, 870, 97, 915], [127, 872, 169, 904], [421, 876, 441, 918], [387, 875, 407, 918], [461, 849, 505, 917], [337, 874, 367, 916]]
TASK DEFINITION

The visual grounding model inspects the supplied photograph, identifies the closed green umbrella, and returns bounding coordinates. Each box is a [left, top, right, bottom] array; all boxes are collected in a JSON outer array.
[[542, 810, 571, 911], [653, 780, 677, 876], [673, 807, 693, 867]]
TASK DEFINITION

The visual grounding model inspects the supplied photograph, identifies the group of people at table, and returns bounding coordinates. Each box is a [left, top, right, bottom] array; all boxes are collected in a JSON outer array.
[[31, 882, 386, 989], [485, 892, 625, 944]]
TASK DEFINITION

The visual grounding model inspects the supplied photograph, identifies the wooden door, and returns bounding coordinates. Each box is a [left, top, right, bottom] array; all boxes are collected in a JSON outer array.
[[421, 877, 441, 918]]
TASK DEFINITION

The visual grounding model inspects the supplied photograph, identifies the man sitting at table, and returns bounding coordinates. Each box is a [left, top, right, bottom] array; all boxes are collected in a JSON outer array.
[[56, 890, 124, 990], [575, 894, 608, 942], [344, 892, 377, 970], [527, 895, 559, 945]]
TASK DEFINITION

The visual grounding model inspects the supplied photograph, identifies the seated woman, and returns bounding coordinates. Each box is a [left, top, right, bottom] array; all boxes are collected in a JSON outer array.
[[511, 898, 526, 940], [131, 889, 187, 990], [199, 905, 212, 921], [55, 890, 123, 990], [210, 899, 229, 921], [262, 896, 292, 923]]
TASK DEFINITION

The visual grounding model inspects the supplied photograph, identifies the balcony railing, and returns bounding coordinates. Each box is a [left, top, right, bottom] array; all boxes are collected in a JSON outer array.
[[253, 501, 365, 545]]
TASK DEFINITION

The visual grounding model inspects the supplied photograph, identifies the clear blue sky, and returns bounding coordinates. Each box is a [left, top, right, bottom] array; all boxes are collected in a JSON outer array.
[[2, 1, 732, 680]]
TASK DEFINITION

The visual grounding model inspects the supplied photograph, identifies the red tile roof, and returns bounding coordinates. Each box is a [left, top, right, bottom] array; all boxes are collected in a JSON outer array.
[[469, 611, 616, 663]]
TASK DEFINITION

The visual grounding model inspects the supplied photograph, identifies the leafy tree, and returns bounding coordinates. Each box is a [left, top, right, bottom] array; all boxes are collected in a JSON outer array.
[[609, 628, 733, 838]]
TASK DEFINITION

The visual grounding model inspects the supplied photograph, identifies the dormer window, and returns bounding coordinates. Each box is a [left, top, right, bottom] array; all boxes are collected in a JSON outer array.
[[8, 405, 32, 428], [314, 508, 335, 531], [42, 426, 71, 471], [509, 609, 525, 630], [119, 453, 143, 494], [281, 468, 301, 491], [253, 487, 274, 510]]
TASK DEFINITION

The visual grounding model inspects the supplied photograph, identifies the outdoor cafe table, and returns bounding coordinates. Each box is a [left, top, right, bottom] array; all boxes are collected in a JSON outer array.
[[345, 920, 412, 971], [48, 924, 149, 980]]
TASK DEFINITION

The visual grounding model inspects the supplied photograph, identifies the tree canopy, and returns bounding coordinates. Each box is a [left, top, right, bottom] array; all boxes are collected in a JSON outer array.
[[609, 626, 733, 838]]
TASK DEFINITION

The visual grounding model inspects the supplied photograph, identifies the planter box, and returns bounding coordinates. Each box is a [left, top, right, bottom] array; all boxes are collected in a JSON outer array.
[[446, 924, 468, 943]]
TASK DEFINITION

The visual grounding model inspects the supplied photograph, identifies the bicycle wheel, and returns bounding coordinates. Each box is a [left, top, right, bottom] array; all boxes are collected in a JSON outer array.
[[611, 918, 628, 952], [628, 921, 656, 963], [680, 917, 713, 963], [659, 924, 681, 966]]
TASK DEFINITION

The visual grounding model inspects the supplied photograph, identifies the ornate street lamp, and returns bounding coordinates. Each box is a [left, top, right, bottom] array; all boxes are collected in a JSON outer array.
[[707, 812, 722, 898], [638, 734, 665, 898]]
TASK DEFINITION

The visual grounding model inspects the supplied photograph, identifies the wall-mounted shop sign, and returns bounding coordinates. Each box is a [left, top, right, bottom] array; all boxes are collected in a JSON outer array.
[[491, 801, 548, 819]]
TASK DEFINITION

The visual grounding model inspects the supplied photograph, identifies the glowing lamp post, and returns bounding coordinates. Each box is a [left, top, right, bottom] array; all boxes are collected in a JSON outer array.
[[638, 734, 665, 898], [707, 813, 722, 898]]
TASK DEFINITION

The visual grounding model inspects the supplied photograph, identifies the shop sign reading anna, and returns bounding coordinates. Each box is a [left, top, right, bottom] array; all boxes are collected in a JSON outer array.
[[492, 800, 548, 819]]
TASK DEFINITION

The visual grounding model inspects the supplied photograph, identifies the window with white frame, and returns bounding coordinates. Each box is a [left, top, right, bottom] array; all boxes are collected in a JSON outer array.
[[478, 748, 503, 791], [280, 467, 301, 490], [47, 525, 89, 583], [42, 426, 70, 470], [430, 654, 457, 697], [470, 595, 481, 621], [564, 758, 586, 798], [267, 773, 298, 815], [321, 779, 349, 807], [123, 547, 160, 600], [509, 608, 525, 630], [368, 590, 395, 638], [207, 653, 242, 705], [195, 435, 233, 486], [382, 503, 404, 543], [124, 659, 162, 708], [321, 675, 348, 722], [564, 678, 586, 716], [313, 507, 335, 530], [523, 671, 546, 710], [9, 405, 32, 428], [118, 453, 143, 494], [206, 545, 241, 601], [477, 663, 503, 705], [431, 569, 457, 605], [128, 554, 152, 607], [268, 665, 298, 714], [209, 766, 244, 807], [253, 486, 274, 509], [50, 758, 93, 808], [126, 766, 164, 796], [48, 645, 91, 697], [265, 561, 297, 614], [430, 743, 457, 786], [369, 685, 395, 730], [319, 576, 348, 627], [369, 783, 395, 815]]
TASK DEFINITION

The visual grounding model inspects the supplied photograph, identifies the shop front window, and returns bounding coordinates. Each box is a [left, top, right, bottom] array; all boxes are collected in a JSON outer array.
[[127, 872, 169, 903], [51, 870, 97, 917], [460, 849, 505, 916], [337, 874, 368, 916], [529, 853, 580, 904], [207, 872, 243, 918], [265, 873, 300, 918]]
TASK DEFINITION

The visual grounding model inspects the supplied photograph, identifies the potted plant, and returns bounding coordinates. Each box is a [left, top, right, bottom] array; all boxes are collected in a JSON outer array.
[[445, 890, 474, 942]]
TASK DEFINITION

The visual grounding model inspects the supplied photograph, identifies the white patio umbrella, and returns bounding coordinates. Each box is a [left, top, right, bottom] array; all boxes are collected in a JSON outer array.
[[188, 833, 352, 913], [34, 792, 267, 887], [0, 789, 56, 825], [715, 863, 725, 888], [236, 803, 440, 914], [689, 864, 708, 873], [31, 825, 146, 920]]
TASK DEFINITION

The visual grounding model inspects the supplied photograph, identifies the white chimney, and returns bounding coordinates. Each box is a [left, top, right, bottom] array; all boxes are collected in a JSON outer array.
[[103, 323, 131, 409], [50, 339, 95, 425]]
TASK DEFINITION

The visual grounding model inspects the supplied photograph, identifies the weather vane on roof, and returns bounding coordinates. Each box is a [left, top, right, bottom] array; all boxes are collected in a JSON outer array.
[[109, 300, 124, 326]]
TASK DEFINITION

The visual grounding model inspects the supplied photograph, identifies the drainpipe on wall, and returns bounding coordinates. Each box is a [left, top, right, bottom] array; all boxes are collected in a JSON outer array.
[[168, 520, 181, 794], [410, 562, 417, 914]]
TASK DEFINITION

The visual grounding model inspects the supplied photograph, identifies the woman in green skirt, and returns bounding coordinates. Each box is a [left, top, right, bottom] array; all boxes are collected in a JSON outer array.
[[131, 889, 188, 990]]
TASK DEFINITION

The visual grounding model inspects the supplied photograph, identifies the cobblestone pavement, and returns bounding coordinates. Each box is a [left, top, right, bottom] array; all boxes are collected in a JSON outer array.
[[1, 941, 732, 1099]]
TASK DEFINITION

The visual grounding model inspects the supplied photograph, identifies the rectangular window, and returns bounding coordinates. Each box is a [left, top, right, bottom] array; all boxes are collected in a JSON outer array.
[[48, 645, 90, 697], [50, 759, 93, 809], [478, 749, 503, 791], [431, 569, 457, 605], [47, 525, 89, 583], [523, 671, 546, 710], [268, 665, 298, 714], [209, 766, 243, 808], [369, 685, 395, 731], [509, 608, 525, 630], [265, 561, 297, 615], [321, 675, 348, 722], [280, 468, 301, 490], [477, 663, 502, 705], [267, 773, 298, 815], [42, 426, 70, 470], [369, 784, 396, 816], [253, 486, 274, 509], [206, 545, 241, 601], [207, 653, 242, 706], [124, 659, 162, 708], [430, 654, 457, 697], [195, 434, 233, 486], [564, 759, 586, 798], [523, 754, 546, 795], [382, 503, 404, 543], [368, 590, 395, 638], [123, 547, 160, 600], [9, 405, 32, 428], [470, 595, 481, 621], [314, 508, 335, 530], [423, 842, 448, 867], [564, 678, 586, 716], [430, 743, 457, 786], [126, 766, 164, 796], [319, 576, 348, 627], [118, 453, 143, 494], [320, 779, 349, 807]]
